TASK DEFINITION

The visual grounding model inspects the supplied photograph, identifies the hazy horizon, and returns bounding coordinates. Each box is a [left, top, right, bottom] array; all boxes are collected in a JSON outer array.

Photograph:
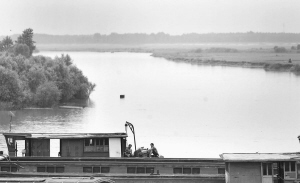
[[3, 31, 300, 38], [1, 0, 300, 36]]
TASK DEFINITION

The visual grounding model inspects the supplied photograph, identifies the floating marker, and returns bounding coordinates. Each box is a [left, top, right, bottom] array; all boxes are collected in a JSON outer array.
[[120, 95, 125, 99]]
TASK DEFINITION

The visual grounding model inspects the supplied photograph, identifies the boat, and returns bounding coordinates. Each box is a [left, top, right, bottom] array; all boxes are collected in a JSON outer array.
[[0, 132, 225, 182]]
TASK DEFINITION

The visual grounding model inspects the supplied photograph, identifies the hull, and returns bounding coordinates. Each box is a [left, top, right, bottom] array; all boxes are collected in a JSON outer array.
[[0, 157, 225, 182]]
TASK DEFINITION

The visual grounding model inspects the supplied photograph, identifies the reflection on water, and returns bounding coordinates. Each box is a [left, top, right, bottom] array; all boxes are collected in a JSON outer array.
[[1, 52, 300, 158]]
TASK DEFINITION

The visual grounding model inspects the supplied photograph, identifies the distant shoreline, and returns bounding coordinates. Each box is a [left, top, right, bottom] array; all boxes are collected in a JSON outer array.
[[36, 43, 300, 75]]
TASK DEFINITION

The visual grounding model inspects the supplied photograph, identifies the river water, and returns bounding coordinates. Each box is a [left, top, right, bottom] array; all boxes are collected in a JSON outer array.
[[1, 51, 300, 158]]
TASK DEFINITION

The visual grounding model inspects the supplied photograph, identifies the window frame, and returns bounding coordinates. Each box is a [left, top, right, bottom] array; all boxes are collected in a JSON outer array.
[[84, 138, 109, 152]]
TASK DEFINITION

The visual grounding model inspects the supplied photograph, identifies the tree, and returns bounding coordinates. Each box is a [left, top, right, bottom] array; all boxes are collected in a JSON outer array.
[[1, 36, 13, 51], [0, 66, 22, 103], [35, 82, 61, 107], [27, 67, 47, 93], [13, 44, 30, 58], [61, 54, 72, 66], [16, 28, 36, 56]]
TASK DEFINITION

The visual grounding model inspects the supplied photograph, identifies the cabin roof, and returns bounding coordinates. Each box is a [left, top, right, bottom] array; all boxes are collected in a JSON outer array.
[[220, 153, 300, 162], [2, 133, 127, 139]]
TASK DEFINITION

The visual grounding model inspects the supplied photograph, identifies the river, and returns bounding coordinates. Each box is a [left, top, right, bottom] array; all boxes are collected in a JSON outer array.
[[1, 51, 300, 158]]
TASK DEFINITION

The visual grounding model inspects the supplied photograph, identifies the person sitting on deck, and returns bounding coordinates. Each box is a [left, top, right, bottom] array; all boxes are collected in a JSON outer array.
[[149, 143, 159, 157], [124, 144, 133, 157]]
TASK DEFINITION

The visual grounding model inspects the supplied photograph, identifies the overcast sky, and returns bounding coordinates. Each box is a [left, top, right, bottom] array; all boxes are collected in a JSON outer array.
[[0, 0, 299, 36]]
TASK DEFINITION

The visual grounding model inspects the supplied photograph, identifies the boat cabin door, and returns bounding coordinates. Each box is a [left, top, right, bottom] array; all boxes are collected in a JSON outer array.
[[31, 139, 50, 157], [262, 163, 273, 183], [15, 140, 25, 157]]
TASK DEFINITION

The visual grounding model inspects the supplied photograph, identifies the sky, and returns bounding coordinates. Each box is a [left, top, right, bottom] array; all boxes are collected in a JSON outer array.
[[0, 0, 300, 36]]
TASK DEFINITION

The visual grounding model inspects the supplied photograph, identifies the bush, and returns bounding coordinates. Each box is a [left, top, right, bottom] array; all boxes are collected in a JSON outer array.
[[0, 66, 22, 103], [74, 83, 89, 99], [291, 64, 300, 74], [35, 82, 61, 107], [274, 46, 287, 53], [205, 47, 238, 53], [13, 44, 30, 58], [194, 48, 202, 53], [27, 67, 47, 93]]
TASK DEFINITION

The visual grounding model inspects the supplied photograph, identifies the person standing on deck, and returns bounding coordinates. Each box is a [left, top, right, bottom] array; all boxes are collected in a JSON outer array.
[[149, 143, 159, 157]]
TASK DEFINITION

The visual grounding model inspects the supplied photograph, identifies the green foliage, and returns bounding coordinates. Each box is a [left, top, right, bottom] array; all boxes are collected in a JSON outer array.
[[0, 36, 95, 109], [58, 78, 76, 101], [61, 54, 72, 66], [205, 47, 238, 53], [0, 56, 18, 71], [0, 36, 13, 51], [74, 83, 89, 99], [274, 46, 287, 53], [0, 66, 22, 103], [27, 67, 47, 93], [13, 44, 30, 58], [16, 28, 36, 56], [194, 48, 202, 53], [264, 63, 293, 71], [297, 44, 300, 50], [35, 82, 61, 107]]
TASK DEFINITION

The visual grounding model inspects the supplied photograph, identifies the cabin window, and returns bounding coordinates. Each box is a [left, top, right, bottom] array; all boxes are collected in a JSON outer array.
[[37, 166, 46, 172], [183, 168, 191, 174], [0, 166, 17, 172], [36, 166, 64, 173], [101, 167, 110, 173], [56, 167, 65, 173], [1, 166, 11, 172], [173, 167, 201, 174], [83, 166, 110, 173], [47, 166, 55, 173], [262, 163, 272, 176], [83, 167, 93, 173], [192, 168, 200, 174], [218, 168, 225, 174], [284, 161, 296, 179], [146, 167, 154, 174], [93, 167, 100, 173], [10, 166, 17, 172], [127, 167, 155, 174], [127, 167, 136, 174], [137, 167, 145, 174], [173, 168, 183, 174], [84, 138, 109, 152], [284, 162, 296, 172]]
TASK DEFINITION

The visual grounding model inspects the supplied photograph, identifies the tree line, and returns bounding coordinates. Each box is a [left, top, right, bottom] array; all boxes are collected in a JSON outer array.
[[4, 32, 300, 44], [0, 28, 96, 109]]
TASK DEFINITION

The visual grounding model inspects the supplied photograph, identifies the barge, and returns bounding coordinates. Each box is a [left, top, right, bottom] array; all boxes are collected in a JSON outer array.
[[0, 132, 225, 183]]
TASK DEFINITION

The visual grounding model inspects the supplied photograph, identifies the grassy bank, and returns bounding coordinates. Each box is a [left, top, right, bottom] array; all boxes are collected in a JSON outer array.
[[151, 50, 300, 74], [36, 43, 300, 74]]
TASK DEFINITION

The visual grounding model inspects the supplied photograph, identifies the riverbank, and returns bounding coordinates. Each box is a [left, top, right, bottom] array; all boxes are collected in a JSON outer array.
[[36, 43, 300, 74], [151, 50, 300, 74]]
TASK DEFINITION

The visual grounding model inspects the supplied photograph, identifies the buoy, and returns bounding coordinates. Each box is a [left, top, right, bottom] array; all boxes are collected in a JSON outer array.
[[120, 95, 125, 99]]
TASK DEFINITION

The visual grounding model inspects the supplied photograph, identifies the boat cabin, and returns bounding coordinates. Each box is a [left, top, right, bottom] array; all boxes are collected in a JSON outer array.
[[3, 133, 127, 158], [220, 153, 300, 183]]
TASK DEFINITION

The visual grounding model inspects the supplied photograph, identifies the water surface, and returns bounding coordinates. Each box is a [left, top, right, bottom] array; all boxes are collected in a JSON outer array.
[[1, 52, 300, 158]]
